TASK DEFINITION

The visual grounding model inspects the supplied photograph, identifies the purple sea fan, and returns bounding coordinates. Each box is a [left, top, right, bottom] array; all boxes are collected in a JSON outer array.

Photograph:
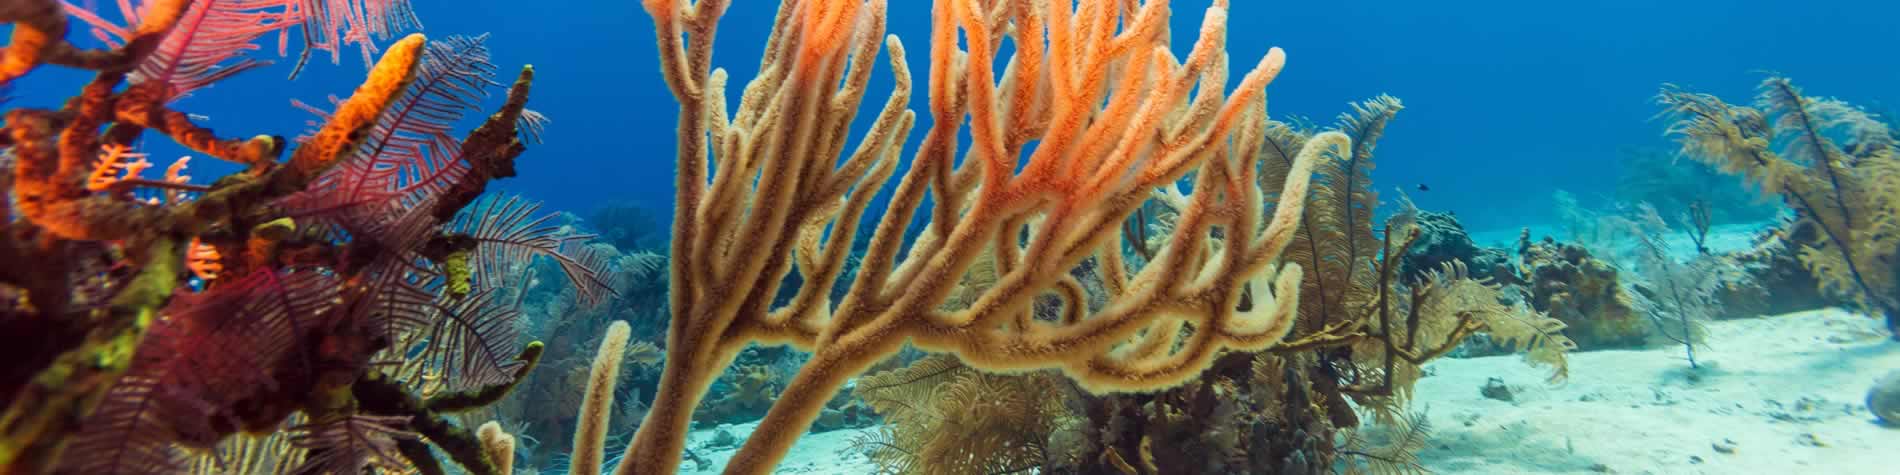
[[64, 0, 303, 99], [58, 270, 344, 475], [282, 34, 498, 231]]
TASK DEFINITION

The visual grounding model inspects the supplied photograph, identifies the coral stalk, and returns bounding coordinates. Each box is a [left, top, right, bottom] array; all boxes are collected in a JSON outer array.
[[625, 1, 1335, 473]]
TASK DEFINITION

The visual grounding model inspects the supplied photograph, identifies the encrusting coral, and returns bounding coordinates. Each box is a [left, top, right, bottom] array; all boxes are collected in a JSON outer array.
[[622, 0, 1339, 472], [0, 1, 603, 473], [1516, 233, 1648, 348], [1658, 77, 1900, 337]]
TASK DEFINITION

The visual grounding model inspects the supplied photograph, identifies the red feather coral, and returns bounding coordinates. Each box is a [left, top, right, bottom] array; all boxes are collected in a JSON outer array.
[[282, 34, 497, 230], [59, 270, 343, 474], [2, 3, 555, 470], [65, 0, 300, 99]]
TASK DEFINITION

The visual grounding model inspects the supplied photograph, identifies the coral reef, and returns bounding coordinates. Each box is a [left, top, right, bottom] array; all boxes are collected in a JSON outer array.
[[588, 202, 669, 252], [1400, 209, 1517, 284], [1710, 222, 1843, 317], [1517, 233, 1649, 348], [832, 93, 1574, 475], [1658, 77, 1900, 337], [0, 1, 599, 473], [693, 364, 782, 427]]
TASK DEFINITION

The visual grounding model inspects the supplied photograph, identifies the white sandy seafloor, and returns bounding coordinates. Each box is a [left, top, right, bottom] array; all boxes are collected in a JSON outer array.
[[678, 309, 1898, 475], [1414, 308, 1898, 474]]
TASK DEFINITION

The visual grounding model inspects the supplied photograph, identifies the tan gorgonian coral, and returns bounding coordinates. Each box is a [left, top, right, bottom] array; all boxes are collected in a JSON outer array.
[[1658, 77, 1900, 336], [626, 0, 1342, 472], [1249, 98, 1571, 428], [569, 321, 629, 475], [850, 355, 1074, 475]]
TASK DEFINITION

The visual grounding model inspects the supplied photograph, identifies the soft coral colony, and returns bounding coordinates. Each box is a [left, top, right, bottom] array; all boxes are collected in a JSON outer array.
[[556, 0, 1567, 474], [1, 0, 609, 473]]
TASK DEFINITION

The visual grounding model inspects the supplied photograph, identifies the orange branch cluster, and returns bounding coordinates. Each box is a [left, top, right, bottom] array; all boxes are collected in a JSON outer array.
[[598, 1, 1354, 473]]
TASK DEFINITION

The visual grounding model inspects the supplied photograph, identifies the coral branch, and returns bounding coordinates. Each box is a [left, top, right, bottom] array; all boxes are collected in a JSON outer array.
[[622, 1, 1329, 473]]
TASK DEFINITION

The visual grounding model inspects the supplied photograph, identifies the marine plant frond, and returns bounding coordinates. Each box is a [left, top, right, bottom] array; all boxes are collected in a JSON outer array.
[[66, 0, 298, 99], [287, 414, 419, 475], [1336, 95, 1406, 166], [56, 374, 192, 474], [411, 288, 528, 392], [186, 414, 308, 475], [450, 194, 617, 306], [920, 372, 1063, 475], [1655, 85, 1791, 195], [1661, 77, 1900, 332], [289, 0, 423, 75], [284, 34, 499, 225], [1451, 283, 1575, 382], [353, 253, 450, 341], [61, 270, 343, 474], [518, 108, 550, 144], [1341, 409, 1432, 475], [855, 354, 969, 414], [1255, 119, 1310, 198], [846, 426, 920, 475]]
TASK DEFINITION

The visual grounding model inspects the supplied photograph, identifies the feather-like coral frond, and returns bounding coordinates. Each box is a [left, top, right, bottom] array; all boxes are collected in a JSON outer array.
[[60, 270, 342, 474], [283, 34, 499, 228], [287, 414, 418, 475], [1659, 77, 1900, 325], [63, 0, 300, 98], [450, 194, 616, 306], [412, 289, 527, 391]]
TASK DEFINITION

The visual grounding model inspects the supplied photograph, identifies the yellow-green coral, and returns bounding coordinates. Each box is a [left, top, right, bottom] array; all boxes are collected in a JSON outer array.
[[446, 249, 474, 298]]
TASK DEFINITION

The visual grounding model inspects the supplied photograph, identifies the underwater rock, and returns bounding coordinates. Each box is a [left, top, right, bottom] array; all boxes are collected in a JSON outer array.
[[1709, 224, 1842, 318], [695, 363, 782, 426], [1871, 369, 1900, 426], [1480, 377, 1515, 402], [1712, 439, 1737, 454], [1518, 235, 1648, 349], [1400, 210, 1517, 284], [709, 426, 739, 449]]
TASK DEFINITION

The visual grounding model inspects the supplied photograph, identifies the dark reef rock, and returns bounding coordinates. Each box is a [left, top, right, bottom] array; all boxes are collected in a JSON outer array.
[[1400, 211, 1517, 284], [1518, 234, 1648, 349], [1709, 223, 1842, 318]]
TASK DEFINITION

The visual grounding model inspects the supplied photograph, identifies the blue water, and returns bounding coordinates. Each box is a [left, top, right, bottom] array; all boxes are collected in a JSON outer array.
[[15, 0, 1899, 233]]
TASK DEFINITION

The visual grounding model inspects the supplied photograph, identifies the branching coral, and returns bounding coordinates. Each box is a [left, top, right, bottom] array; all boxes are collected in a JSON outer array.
[[1658, 77, 1900, 337], [1034, 95, 1575, 474], [1618, 204, 1723, 367], [0, 1, 596, 473], [628, 0, 1334, 472]]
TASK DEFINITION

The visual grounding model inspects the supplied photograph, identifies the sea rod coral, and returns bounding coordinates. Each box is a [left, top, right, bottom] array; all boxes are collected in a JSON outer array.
[[1, 1, 603, 473], [604, 0, 1343, 473]]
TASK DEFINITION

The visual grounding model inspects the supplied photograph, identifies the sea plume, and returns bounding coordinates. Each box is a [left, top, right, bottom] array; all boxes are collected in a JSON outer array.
[[59, 270, 343, 474]]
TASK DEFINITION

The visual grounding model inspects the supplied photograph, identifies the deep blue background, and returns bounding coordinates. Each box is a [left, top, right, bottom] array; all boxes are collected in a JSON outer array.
[[13, 0, 1900, 233]]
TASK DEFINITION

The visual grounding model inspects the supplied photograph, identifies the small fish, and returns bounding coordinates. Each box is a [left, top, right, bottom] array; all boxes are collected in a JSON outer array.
[[1417, 183, 1431, 192]]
